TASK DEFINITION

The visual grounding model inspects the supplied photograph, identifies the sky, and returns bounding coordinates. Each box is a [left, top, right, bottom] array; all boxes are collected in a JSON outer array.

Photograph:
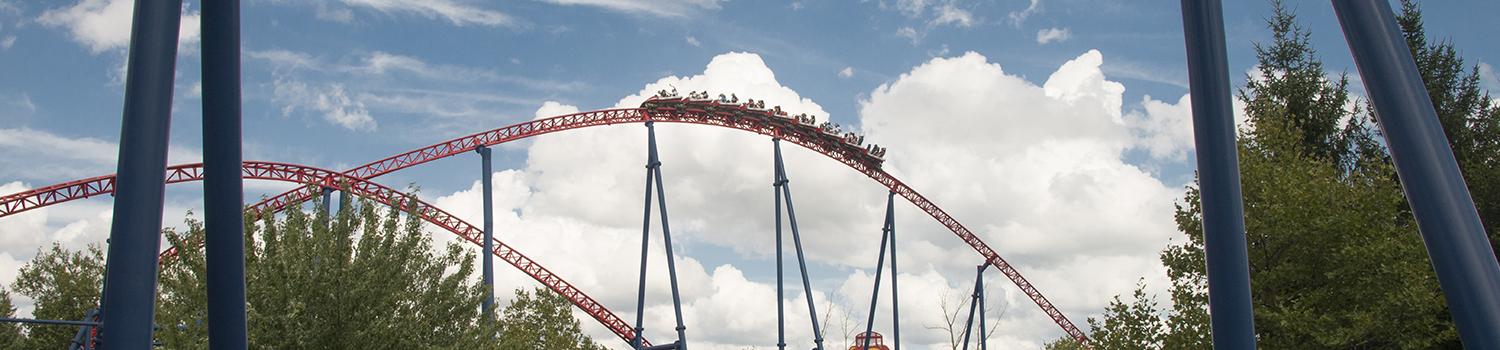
[[1, 0, 1499, 349]]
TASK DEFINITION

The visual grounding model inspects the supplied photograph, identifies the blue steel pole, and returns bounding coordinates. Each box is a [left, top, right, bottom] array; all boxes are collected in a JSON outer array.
[[976, 265, 986, 350], [648, 123, 689, 349], [773, 139, 786, 350], [885, 191, 900, 350], [1332, 1, 1500, 346], [861, 195, 894, 350], [477, 146, 495, 316], [632, 122, 658, 349], [98, 0, 182, 347], [1179, 0, 1257, 348], [960, 265, 980, 350], [775, 141, 825, 350], [201, 0, 246, 347]]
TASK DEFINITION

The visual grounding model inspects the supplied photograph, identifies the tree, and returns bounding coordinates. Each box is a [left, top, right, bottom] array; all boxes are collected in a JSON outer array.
[[9, 243, 104, 349], [1396, 0, 1500, 254], [496, 286, 606, 350], [1087, 1, 1467, 348], [1084, 281, 1165, 350], [154, 195, 503, 348], [0, 288, 23, 349]]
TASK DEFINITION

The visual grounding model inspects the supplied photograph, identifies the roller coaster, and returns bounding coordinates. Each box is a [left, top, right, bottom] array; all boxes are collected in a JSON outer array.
[[5, 0, 1499, 349]]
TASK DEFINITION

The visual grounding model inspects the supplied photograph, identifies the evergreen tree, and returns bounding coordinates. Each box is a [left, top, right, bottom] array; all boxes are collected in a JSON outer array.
[[1396, 0, 1500, 254], [0, 289, 23, 349], [497, 287, 607, 350], [8, 244, 104, 349]]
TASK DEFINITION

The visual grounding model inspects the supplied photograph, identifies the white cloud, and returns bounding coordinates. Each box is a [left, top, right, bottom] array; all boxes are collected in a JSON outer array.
[[1008, 0, 1040, 26], [1035, 27, 1071, 45], [896, 26, 921, 44], [539, 0, 723, 17], [339, 0, 516, 27], [422, 50, 1182, 348], [685, 35, 701, 47], [534, 100, 581, 120], [0, 35, 13, 49], [1127, 94, 1193, 161], [839, 67, 854, 79], [37, 0, 201, 54], [271, 79, 377, 131], [0, 128, 202, 182], [1479, 62, 1500, 93], [931, 3, 974, 27]]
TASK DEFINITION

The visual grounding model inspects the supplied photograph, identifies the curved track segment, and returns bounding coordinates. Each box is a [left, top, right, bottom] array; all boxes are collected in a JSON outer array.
[[0, 102, 1089, 344], [0, 161, 649, 346]]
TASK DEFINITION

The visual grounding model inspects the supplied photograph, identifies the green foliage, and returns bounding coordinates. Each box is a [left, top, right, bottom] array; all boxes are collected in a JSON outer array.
[[155, 195, 503, 349], [8, 243, 104, 349], [0, 289, 23, 350], [1083, 1, 1500, 348], [1085, 281, 1165, 350], [497, 286, 606, 350], [1043, 336, 1086, 350], [1397, 0, 1500, 254]]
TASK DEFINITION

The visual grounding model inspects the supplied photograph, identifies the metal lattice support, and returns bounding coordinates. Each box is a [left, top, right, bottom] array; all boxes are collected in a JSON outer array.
[[772, 139, 826, 350], [633, 121, 689, 350]]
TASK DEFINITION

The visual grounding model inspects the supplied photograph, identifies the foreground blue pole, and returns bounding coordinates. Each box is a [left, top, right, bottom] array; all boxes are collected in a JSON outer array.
[[1179, 0, 1257, 348], [477, 146, 495, 316], [98, 0, 182, 347], [201, 0, 246, 347], [648, 123, 689, 350], [885, 191, 900, 350], [1332, 1, 1500, 346], [861, 194, 896, 350]]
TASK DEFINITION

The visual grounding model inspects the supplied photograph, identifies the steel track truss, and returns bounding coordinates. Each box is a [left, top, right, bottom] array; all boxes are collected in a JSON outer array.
[[0, 103, 1087, 345]]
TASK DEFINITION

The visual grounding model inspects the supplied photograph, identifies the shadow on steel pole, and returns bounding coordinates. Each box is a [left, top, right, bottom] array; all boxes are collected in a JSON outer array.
[[201, 0, 247, 348], [1179, 0, 1257, 348], [1332, 1, 1500, 346], [99, 0, 183, 347]]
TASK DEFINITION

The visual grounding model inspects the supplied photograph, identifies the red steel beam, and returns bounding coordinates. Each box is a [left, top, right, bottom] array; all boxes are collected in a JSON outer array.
[[0, 161, 649, 346], [0, 100, 1088, 345]]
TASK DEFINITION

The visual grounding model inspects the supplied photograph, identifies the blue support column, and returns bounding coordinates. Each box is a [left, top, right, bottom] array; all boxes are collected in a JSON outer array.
[[773, 139, 825, 350], [633, 121, 688, 350], [1332, 1, 1500, 346], [861, 193, 897, 350], [885, 191, 900, 350], [97, 0, 182, 347], [960, 263, 988, 350], [648, 123, 689, 350], [477, 146, 495, 316], [773, 139, 787, 350], [201, 0, 246, 347], [1179, 0, 1257, 348]]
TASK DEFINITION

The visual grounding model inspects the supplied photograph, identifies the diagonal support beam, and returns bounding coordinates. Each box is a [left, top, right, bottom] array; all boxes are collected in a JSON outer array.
[[772, 139, 826, 350]]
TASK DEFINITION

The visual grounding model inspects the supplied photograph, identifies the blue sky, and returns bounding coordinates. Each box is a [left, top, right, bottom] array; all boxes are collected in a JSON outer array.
[[1, 0, 1498, 349]]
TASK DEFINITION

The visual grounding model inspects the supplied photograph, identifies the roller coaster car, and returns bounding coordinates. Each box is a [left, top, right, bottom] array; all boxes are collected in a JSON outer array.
[[819, 122, 841, 136], [866, 144, 886, 161], [797, 114, 816, 126], [847, 332, 890, 350], [842, 132, 864, 147]]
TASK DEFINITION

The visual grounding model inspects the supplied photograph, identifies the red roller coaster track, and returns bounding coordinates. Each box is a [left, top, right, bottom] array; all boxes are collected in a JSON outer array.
[[0, 161, 649, 346], [0, 99, 1090, 345]]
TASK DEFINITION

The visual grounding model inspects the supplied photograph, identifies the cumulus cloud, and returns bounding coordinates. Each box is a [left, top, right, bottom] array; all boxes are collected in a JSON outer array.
[[1480, 62, 1500, 93], [896, 26, 921, 44], [539, 0, 723, 17], [416, 49, 1185, 348], [685, 35, 701, 47], [930, 3, 975, 27], [1035, 27, 1071, 45], [37, 0, 201, 54], [839, 67, 854, 79]]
